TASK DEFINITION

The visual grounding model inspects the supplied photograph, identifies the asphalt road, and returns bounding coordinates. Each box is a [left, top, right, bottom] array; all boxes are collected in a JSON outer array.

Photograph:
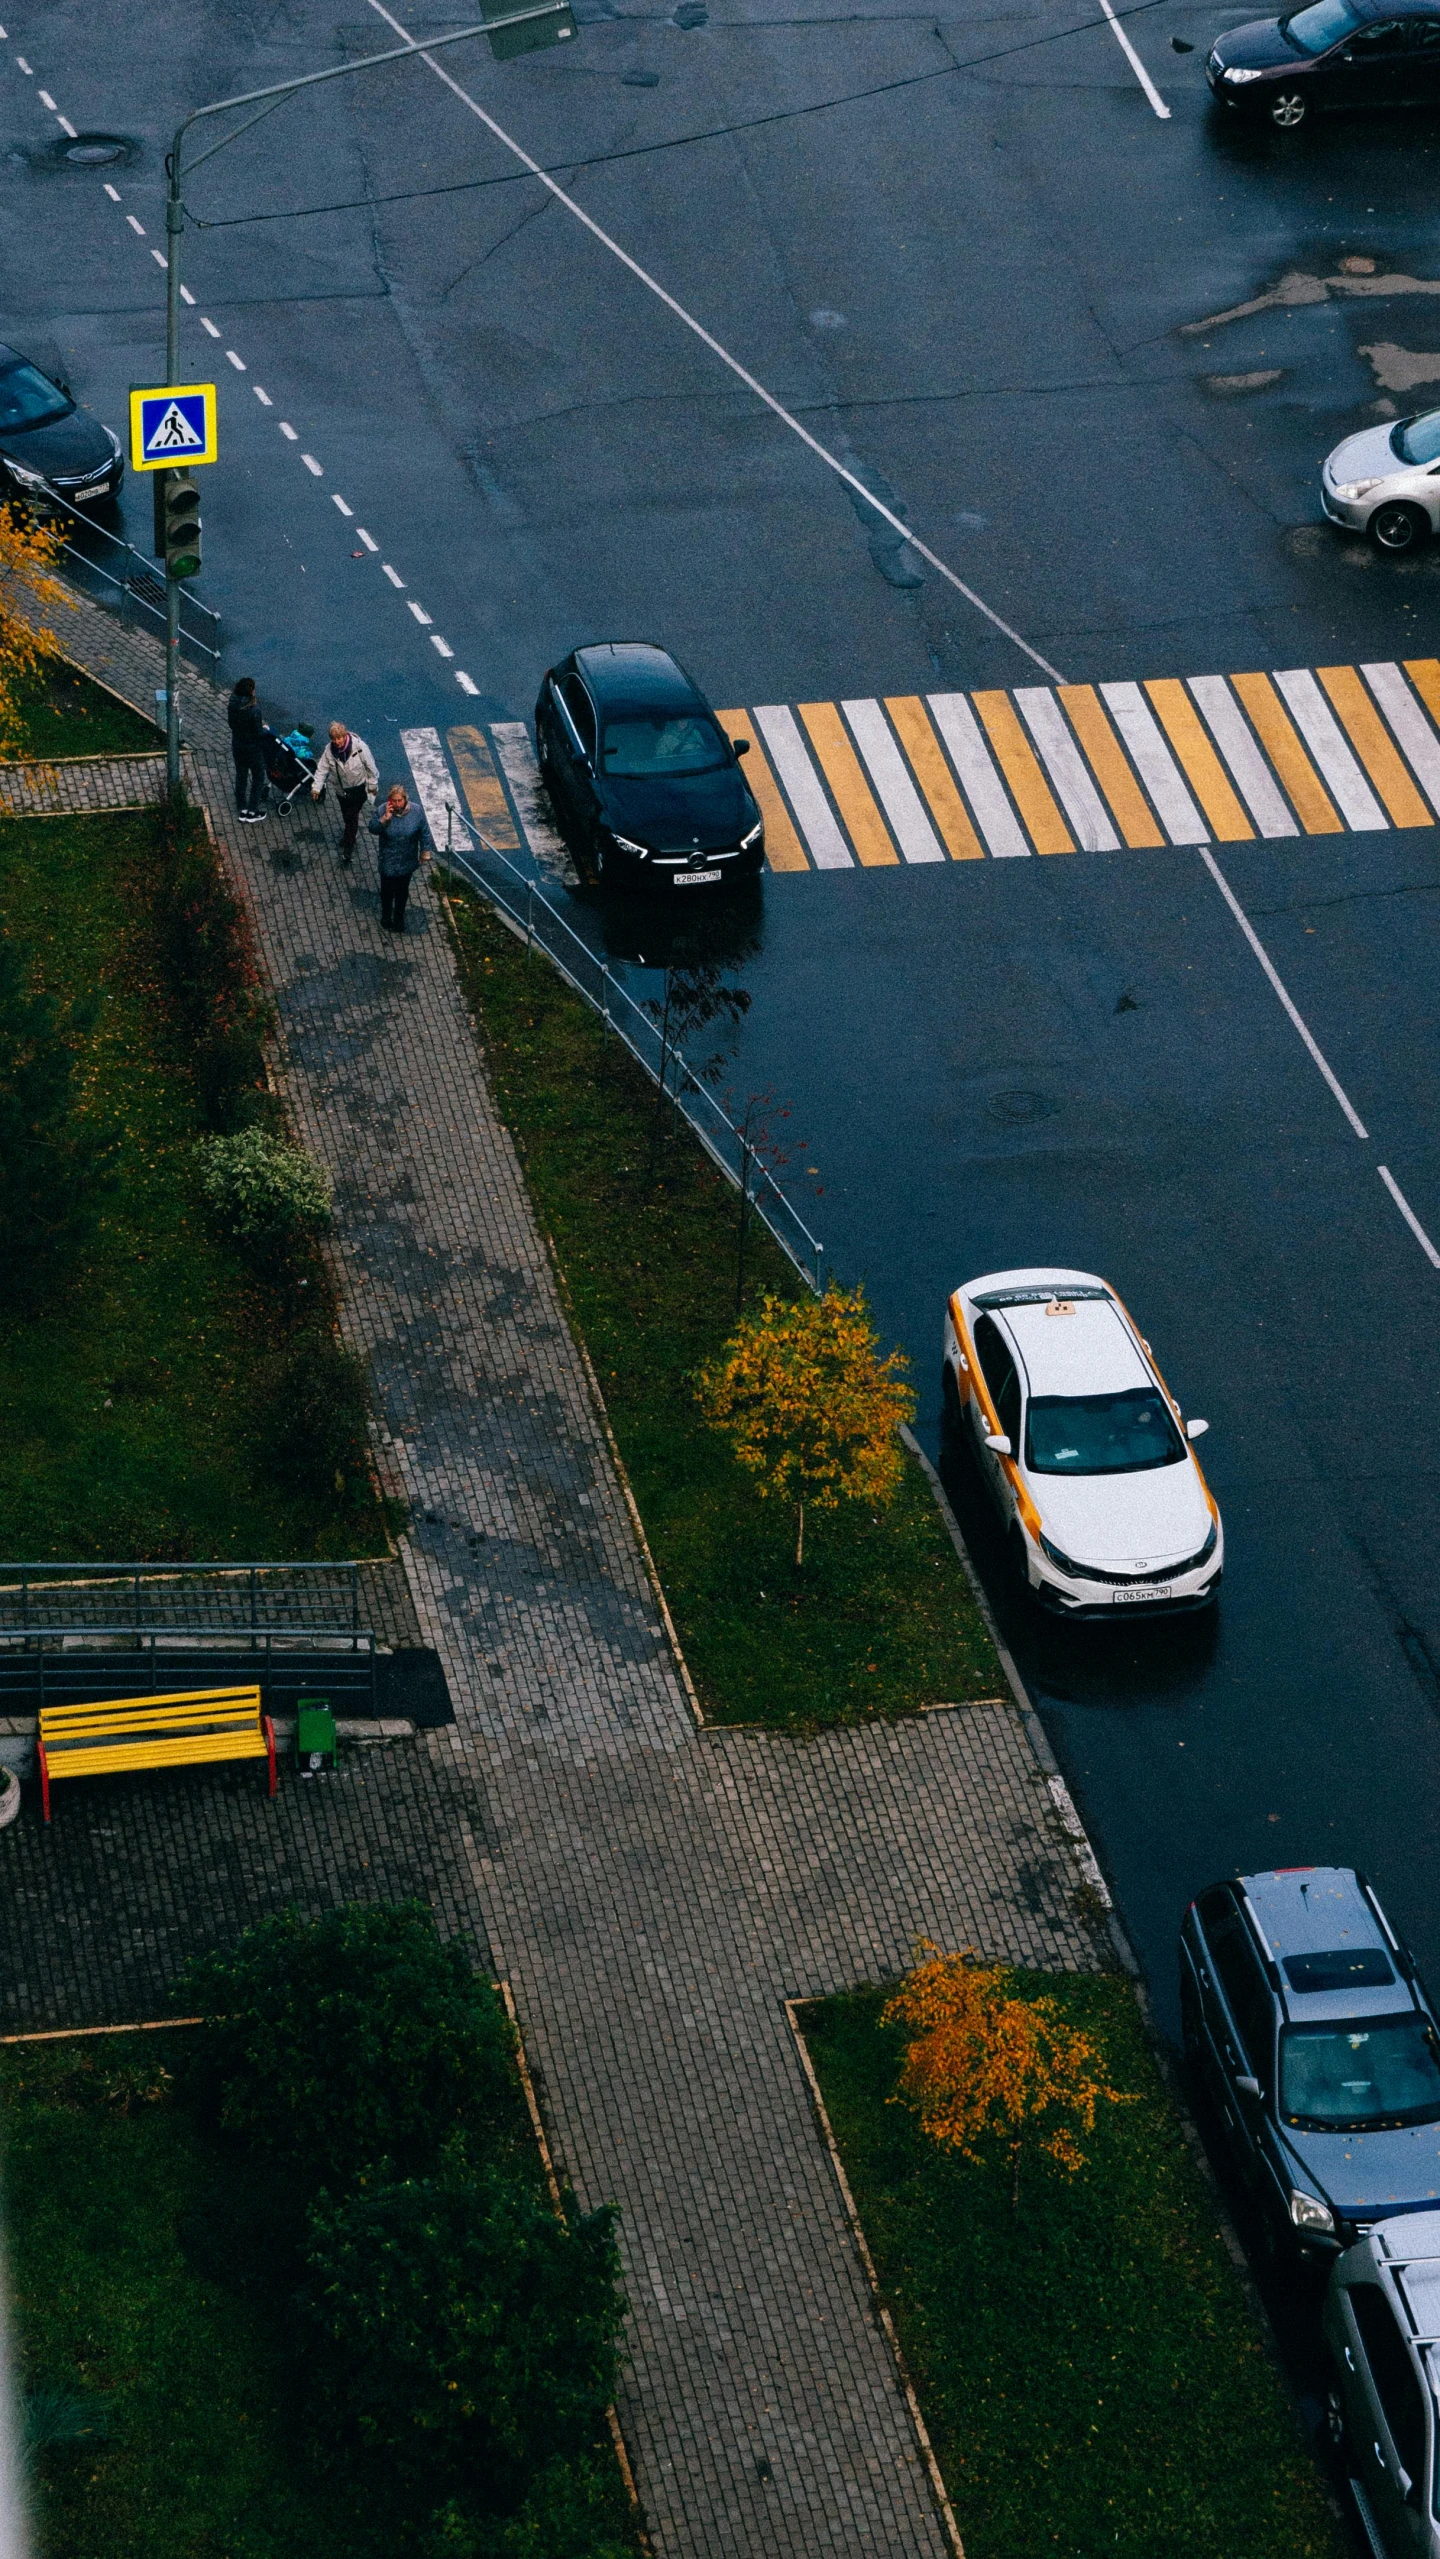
[[10, 0, 1440, 2098]]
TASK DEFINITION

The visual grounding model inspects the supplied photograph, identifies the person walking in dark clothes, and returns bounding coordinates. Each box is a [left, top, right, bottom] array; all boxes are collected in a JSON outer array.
[[369, 784, 430, 931], [310, 720, 378, 865], [226, 677, 268, 822]]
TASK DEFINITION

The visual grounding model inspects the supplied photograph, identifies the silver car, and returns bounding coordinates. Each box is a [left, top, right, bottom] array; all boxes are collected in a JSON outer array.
[[1323, 2213, 1440, 2555], [1322, 407, 1440, 553]]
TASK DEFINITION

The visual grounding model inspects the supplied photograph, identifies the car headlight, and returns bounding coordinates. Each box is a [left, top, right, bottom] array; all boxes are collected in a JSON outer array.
[[609, 833, 649, 858], [1289, 2189, 1335, 2235], [1224, 64, 1265, 80], [1333, 478, 1383, 501], [1039, 1533, 1086, 1580], [5, 460, 48, 492], [740, 819, 763, 849]]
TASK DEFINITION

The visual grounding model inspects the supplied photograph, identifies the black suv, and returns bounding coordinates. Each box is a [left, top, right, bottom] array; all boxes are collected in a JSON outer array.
[[1181, 1867, 1440, 2262], [534, 642, 764, 890]]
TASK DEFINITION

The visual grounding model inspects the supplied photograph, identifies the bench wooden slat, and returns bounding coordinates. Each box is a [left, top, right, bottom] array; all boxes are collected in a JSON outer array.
[[36, 1685, 276, 1822]]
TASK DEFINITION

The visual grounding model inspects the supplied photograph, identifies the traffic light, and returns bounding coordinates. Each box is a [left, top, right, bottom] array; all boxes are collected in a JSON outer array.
[[158, 470, 202, 580], [483, 0, 575, 59]]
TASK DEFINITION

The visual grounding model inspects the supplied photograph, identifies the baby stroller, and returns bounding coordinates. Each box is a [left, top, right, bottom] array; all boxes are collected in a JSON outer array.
[[263, 723, 320, 812]]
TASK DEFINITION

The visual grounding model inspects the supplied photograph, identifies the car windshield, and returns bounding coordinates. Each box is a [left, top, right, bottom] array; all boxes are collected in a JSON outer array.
[[0, 359, 71, 433], [1025, 1387, 1187, 1475], [1280, 2014, 1440, 2130], [1281, 0, 1360, 49], [1392, 410, 1440, 466], [600, 713, 727, 778]]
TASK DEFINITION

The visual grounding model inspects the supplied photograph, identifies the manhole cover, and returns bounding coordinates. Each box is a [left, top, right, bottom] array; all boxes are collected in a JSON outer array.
[[989, 1089, 1055, 1125], [58, 132, 134, 168]]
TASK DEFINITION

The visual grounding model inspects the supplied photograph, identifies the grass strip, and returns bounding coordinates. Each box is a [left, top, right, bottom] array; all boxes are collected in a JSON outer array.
[[3, 656, 156, 761], [0, 809, 386, 1558], [802, 1975, 1347, 2559], [442, 883, 1003, 1730]]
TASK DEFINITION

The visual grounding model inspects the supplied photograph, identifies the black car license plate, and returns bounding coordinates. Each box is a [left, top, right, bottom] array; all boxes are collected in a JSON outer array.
[[674, 867, 722, 887]]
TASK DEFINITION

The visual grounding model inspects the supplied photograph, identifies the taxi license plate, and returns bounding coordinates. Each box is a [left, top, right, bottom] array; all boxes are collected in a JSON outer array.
[[1114, 1586, 1169, 1602], [675, 868, 721, 887]]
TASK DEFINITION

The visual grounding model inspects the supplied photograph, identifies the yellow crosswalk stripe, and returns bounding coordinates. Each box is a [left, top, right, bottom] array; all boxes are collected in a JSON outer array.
[[716, 711, 808, 871], [1317, 667, 1433, 828], [1228, 675, 1342, 834], [1056, 687, 1163, 847], [972, 691, 1074, 854], [1144, 680, 1254, 841], [799, 702, 898, 865], [447, 724, 520, 849], [883, 696, 985, 858], [1404, 658, 1440, 734]]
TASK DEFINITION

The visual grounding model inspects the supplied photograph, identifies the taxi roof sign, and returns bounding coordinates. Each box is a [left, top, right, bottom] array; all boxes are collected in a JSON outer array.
[[129, 383, 218, 472]]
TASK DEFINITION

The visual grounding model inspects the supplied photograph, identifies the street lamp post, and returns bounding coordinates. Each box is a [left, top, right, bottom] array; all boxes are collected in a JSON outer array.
[[158, 2, 571, 794]]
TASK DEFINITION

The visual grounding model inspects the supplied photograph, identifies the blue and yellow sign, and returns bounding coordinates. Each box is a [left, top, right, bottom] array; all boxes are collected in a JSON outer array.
[[128, 382, 218, 472]]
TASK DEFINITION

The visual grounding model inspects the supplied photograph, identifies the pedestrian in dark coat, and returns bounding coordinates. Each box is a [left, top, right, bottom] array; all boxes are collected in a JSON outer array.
[[226, 677, 267, 821], [369, 785, 431, 932]]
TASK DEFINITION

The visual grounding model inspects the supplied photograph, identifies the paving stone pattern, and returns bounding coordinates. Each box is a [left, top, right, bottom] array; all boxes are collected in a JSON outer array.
[[5, 593, 1103, 2558]]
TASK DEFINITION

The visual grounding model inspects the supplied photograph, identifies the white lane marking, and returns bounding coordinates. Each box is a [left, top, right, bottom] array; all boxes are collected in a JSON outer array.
[[1097, 0, 1170, 113], [279, 421, 297, 440], [199, 316, 220, 337], [57, 115, 75, 137], [125, 214, 144, 235], [301, 452, 323, 475], [1016, 687, 1119, 851], [103, 183, 120, 202], [431, 635, 454, 658], [407, 600, 432, 624], [401, 724, 473, 855], [1362, 663, 1440, 810], [253, 385, 272, 406], [383, 563, 405, 586], [1379, 1166, 1440, 1269], [754, 706, 854, 869], [15, 55, 31, 72], [367, 0, 1064, 684], [1101, 683, 1208, 843], [841, 699, 944, 863], [356, 527, 378, 552], [226, 349, 246, 371], [455, 670, 478, 695], [1197, 845, 1369, 1138], [151, 249, 167, 268], [37, 86, 54, 106], [179, 284, 194, 305], [332, 493, 353, 516], [1274, 669, 1387, 830], [1187, 676, 1298, 837], [490, 721, 573, 879], [926, 693, 1030, 857]]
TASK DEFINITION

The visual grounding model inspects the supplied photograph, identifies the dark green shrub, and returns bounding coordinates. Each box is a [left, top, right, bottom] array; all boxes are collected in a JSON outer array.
[[255, 1327, 373, 1499], [145, 794, 275, 1126], [0, 935, 112, 1308], [426, 2458, 635, 2558], [177, 1904, 520, 2211], [194, 1013, 274, 1134], [302, 2157, 624, 2515], [198, 1127, 332, 1266]]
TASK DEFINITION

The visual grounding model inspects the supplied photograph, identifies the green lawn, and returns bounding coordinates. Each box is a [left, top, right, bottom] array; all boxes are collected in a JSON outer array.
[[442, 886, 1003, 1729], [4, 655, 156, 760], [802, 1977, 1346, 2559], [0, 810, 386, 1558]]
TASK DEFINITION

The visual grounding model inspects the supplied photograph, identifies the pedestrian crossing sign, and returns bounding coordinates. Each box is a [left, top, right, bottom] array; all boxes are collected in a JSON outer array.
[[128, 382, 218, 471]]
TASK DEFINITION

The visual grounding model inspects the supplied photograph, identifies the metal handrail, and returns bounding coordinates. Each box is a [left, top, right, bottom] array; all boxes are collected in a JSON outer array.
[[440, 829, 826, 1295], [0, 1560, 363, 1634], [47, 494, 221, 673]]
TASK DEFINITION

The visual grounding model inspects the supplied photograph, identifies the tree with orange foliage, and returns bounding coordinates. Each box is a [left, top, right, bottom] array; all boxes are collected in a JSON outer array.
[[0, 500, 68, 757], [884, 1943, 1134, 2208]]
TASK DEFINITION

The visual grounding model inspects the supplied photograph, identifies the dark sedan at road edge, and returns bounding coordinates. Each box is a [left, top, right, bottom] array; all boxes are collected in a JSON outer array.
[[1207, 0, 1440, 125], [0, 344, 122, 507], [535, 642, 764, 890]]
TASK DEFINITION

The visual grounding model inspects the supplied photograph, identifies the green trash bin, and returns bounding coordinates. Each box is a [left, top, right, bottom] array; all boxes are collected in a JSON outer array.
[[295, 1699, 337, 1775]]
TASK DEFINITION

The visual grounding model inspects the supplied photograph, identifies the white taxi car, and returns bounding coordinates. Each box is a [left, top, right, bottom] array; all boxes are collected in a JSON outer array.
[[943, 1267, 1222, 1614]]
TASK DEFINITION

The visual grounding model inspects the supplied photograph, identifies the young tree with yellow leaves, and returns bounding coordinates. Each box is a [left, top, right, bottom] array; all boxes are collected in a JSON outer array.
[[884, 1943, 1134, 2209], [0, 501, 67, 756], [695, 1283, 914, 1566]]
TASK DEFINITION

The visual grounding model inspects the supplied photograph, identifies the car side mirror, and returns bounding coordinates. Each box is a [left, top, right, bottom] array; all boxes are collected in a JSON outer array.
[[1186, 1418, 1210, 1440], [983, 1432, 1012, 1456], [1234, 2074, 1261, 2098], [731, 736, 750, 756]]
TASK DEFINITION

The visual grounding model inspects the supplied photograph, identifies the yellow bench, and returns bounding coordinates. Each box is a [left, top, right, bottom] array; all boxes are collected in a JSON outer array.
[[37, 1686, 277, 1823]]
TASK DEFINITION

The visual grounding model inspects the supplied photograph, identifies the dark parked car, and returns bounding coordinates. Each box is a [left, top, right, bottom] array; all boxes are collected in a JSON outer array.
[[0, 344, 122, 507], [1207, 0, 1440, 127], [535, 642, 764, 889], [1180, 1866, 1440, 2262]]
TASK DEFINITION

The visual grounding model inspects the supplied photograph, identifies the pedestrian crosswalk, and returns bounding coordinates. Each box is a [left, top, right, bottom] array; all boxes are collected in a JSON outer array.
[[406, 661, 1440, 889]]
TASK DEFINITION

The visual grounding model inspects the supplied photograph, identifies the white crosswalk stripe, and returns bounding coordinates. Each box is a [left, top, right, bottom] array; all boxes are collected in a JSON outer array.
[[842, 698, 945, 863], [1364, 662, 1440, 808], [400, 725, 473, 854], [1187, 677, 1299, 838], [754, 706, 854, 868], [490, 722, 574, 882], [1274, 670, 1387, 831], [1015, 688, 1119, 853], [1099, 684, 1208, 845], [926, 694, 1031, 857]]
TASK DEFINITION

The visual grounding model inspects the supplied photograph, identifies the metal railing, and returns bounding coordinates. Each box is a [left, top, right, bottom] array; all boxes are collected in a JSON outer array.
[[0, 1627, 378, 1718], [48, 495, 221, 674], [0, 1560, 363, 1634], [439, 831, 826, 1295]]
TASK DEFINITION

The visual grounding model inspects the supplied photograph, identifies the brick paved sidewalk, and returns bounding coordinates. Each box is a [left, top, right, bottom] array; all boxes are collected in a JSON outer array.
[[4, 597, 1106, 2558]]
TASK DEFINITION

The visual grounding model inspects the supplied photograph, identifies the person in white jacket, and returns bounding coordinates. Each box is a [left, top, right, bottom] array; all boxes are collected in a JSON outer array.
[[311, 721, 379, 865]]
